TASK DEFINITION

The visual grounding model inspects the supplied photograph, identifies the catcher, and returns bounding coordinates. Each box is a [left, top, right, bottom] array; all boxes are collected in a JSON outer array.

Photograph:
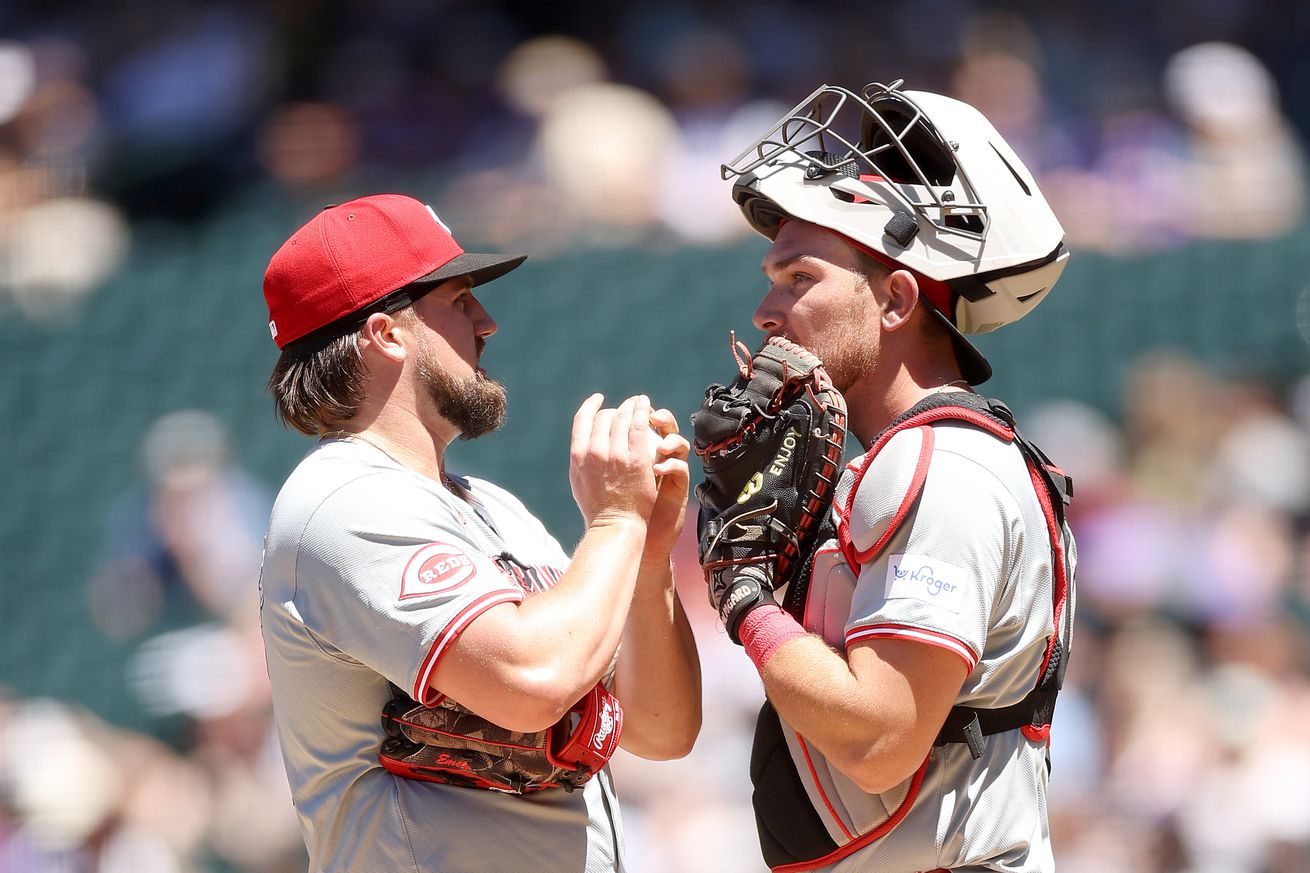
[[694, 81, 1077, 872], [258, 194, 700, 873]]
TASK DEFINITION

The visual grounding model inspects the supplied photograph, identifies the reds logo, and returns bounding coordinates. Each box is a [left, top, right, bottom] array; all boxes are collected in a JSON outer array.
[[400, 543, 478, 600]]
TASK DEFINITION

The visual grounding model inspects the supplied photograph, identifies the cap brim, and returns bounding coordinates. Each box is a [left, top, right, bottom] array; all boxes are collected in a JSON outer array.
[[415, 252, 527, 288], [925, 304, 993, 385]]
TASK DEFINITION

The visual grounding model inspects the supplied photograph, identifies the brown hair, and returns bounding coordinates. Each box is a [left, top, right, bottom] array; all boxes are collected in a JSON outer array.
[[266, 331, 368, 436], [851, 247, 957, 352], [850, 249, 889, 287]]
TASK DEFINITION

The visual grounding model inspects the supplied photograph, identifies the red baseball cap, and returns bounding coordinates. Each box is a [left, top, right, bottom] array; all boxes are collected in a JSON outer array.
[[263, 194, 526, 349]]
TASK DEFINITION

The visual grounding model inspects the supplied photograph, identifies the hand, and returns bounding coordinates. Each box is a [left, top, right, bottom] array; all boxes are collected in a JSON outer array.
[[569, 394, 660, 529], [704, 555, 773, 645], [641, 407, 690, 564]]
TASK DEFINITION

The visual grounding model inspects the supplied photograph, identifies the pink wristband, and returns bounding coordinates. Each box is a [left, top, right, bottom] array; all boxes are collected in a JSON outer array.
[[739, 604, 807, 670]]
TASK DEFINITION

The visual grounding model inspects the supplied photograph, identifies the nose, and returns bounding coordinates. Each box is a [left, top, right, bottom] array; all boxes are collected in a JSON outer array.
[[753, 286, 784, 334], [470, 298, 498, 338]]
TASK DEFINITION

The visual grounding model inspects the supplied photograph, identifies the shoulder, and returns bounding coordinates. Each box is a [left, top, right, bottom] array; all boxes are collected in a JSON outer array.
[[841, 422, 1020, 558], [269, 442, 456, 546]]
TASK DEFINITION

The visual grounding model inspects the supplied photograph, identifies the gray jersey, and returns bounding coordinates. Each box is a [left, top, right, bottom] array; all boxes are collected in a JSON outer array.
[[779, 421, 1076, 872], [259, 438, 626, 873]]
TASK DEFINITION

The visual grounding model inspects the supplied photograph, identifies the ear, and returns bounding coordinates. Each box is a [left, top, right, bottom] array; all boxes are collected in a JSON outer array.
[[881, 270, 920, 332], [358, 312, 408, 364]]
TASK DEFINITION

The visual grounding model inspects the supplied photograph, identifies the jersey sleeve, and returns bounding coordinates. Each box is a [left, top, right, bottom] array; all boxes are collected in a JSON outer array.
[[289, 472, 524, 704], [843, 433, 1017, 674]]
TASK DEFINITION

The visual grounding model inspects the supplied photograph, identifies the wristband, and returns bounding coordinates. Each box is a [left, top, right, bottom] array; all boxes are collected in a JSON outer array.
[[739, 604, 807, 670]]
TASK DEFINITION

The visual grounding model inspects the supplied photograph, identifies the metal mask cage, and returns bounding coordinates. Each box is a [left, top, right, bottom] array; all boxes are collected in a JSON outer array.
[[721, 80, 991, 242]]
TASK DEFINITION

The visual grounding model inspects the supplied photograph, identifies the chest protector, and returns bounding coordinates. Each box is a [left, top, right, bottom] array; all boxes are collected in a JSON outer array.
[[752, 393, 1075, 871]]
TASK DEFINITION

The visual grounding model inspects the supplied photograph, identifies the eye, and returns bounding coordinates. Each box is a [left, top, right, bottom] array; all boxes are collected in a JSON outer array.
[[793, 272, 814, 284]]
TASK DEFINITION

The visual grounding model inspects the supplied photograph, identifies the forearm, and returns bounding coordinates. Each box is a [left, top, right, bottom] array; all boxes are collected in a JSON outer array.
[[511, 517, 649, 692], [433, 517, 648, 730], [746, 611, 921, 793], [613, 557, 702, 759]]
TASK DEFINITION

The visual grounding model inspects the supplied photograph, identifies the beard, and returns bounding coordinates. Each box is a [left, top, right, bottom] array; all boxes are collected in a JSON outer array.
[[818, 339, 877, 395], [415, 340, 507, 440], [808, 295, 878, 395]]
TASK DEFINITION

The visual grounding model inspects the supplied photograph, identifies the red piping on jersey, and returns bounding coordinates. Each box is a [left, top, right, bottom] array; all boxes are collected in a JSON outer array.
[[838, 411, 1011, 574], [840, 401, 1066, 721], [795, 732, 855, 841], [414, 588, 523, 704], [846, 623, 978, 673], [799, 545, 843, 631], [1026, 460, 1068, 694], [777, 401, 1065, 871], [838, 426, 935, 571], [771, 756, 930, 873]]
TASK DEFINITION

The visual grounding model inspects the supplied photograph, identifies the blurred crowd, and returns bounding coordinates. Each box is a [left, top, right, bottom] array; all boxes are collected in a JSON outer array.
[[8, 350, 1310, 872], [4, 1, 1310, 872], [0, 1, 1307, 323]]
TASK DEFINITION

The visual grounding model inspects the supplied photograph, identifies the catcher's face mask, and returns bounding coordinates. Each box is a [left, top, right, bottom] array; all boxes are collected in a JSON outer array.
[[722, 80, 1069, 338]]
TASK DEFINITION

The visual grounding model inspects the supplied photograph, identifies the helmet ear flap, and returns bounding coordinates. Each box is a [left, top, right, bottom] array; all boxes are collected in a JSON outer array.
[[953, 251, 1070, 334]]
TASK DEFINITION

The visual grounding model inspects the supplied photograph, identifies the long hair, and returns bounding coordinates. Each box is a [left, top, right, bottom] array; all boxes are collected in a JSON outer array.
[[266, 331, 368, 436]]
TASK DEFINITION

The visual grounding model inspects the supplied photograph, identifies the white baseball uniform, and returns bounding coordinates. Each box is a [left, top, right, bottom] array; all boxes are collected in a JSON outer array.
[[259, 437, 626, 873], [762, 411, 1077, 873]]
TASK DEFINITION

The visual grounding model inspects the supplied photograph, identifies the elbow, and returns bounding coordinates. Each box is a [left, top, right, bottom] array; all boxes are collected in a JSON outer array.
[[504, 707, 567, 735], [475, 671, 589, 734], [620, 731, 698, 762], [622, 694, 703, 761], [663, 714, 702, 760], [629, 713, 701, 761], [658, 730, 699, 761], [830, 743, 925, 796], [636, 742, 695, 762], [476, 697, 565, 734]]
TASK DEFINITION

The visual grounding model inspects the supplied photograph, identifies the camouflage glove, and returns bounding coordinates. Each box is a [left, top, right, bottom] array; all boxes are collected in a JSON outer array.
[[380, 683, 622, 794]]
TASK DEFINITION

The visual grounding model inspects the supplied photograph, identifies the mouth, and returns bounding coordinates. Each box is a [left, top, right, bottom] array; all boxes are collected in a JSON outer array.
[[769, 331, 806, 349]]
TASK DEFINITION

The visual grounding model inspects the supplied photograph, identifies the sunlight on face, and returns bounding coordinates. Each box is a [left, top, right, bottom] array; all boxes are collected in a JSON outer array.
[[758, 222, 883, 393], [413, 324, 507, 439]]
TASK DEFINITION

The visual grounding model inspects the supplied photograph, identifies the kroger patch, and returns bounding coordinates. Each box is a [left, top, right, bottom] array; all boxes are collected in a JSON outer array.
[[884, 554, 968, 613]]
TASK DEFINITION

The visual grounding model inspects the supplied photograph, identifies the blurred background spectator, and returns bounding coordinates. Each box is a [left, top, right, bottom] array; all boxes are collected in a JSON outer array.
[[3, 2, 1310, 871]]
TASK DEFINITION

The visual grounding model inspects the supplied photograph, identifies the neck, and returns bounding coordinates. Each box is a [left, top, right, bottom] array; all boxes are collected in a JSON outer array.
[[845, 364, 971, 448], [322, 407, 456, 484]]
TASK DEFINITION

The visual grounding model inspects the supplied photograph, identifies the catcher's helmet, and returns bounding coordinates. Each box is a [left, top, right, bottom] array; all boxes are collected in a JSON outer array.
[[723, 81, 1069, 375]]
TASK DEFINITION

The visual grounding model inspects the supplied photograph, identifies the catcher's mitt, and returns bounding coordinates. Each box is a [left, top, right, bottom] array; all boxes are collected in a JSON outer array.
[[692, 334, 847, 642]]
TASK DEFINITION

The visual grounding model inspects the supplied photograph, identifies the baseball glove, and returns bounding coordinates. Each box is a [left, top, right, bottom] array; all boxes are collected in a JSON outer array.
[[692, 334, 848, 643], [379, 682, 623, 794]]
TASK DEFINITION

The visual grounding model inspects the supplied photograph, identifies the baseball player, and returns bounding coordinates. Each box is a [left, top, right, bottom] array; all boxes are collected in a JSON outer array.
[[257, 194, 701, 873], [693, 81, 1077, 872]]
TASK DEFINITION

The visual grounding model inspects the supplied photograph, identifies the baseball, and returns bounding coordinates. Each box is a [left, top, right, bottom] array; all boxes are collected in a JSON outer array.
[[647, 426, 665, 458]]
